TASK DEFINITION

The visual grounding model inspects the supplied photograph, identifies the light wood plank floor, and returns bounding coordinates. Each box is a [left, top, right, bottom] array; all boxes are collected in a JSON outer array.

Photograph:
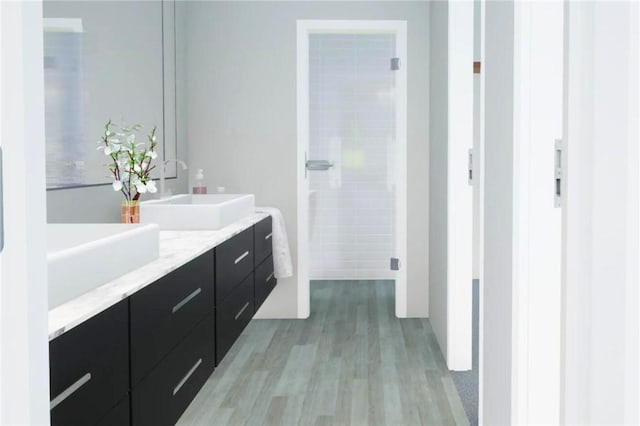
[[178, 280, 469, 426]]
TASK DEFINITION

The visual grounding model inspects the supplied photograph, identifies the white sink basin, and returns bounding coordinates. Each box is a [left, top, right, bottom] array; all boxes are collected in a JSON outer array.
[[47, 223, 160, 309], [140, 194, 255, 230]]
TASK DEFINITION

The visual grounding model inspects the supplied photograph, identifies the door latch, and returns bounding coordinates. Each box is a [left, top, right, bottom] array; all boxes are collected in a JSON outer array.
[[554, 139, 563, 208], [468, 148, 474, 186]]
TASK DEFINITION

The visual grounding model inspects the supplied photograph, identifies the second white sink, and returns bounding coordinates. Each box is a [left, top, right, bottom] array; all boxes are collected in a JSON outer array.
[[140, 194, 255, 230]]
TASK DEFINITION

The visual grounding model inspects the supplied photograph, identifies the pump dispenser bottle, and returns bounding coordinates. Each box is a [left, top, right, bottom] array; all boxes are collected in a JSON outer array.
[[192, 169, 207, 194]]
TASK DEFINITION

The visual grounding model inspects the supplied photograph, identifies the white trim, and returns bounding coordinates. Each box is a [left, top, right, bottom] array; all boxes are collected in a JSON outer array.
[[446, 1, 474, 371], [296, 20, 408, 319], [0, 1, 50, 424], [296, 21, 310, 318], [477, 0, 486, 423], [562, 2, 639, 424]]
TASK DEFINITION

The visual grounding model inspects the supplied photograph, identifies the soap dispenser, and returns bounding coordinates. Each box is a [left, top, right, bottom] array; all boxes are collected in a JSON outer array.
[[193, 169, 207, 194]]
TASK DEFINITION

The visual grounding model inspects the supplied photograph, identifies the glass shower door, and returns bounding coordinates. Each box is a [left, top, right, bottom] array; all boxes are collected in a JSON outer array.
[[308, 33, 398, 281]]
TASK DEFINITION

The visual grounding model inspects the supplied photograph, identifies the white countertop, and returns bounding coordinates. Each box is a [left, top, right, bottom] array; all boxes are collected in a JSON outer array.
[[48, 212, 270, 341]]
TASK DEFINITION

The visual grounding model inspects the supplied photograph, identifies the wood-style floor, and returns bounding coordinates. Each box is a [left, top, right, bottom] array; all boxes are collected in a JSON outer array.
[[178, 280, 469, 426]]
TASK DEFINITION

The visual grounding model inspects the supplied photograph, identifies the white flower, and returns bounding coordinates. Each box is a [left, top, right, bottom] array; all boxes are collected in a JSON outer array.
[[133, 163, 142, 173], [112, 180, 123, 191], [135, 181, 147, 194], [149, 151, 158, 159], [152, 136, 157, 142], [146, 180, 157, 193], [103, 146, 113, 156]]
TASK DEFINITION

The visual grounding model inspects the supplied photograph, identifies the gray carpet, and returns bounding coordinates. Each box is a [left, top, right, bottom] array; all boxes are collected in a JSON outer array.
[[450, 279, 479, 425]]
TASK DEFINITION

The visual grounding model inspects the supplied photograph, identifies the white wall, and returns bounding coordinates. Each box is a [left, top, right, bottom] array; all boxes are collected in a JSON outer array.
[[482, 1, 515, 424], [428, 0, 448, 360], [562, 2, 639, 424], [185, 1, 430, 318]]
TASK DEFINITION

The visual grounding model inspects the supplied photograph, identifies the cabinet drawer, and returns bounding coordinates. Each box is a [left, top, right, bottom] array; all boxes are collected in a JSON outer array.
[[254, 216, 273, 266], [255, 255, 277, 311], [131, 315, 215, 426], [130, 250, 214, 386], [49, 300, 128, 426], [215, 227, 254, 303], [96, 397, 130, 426], [216, 272, 254, 365]]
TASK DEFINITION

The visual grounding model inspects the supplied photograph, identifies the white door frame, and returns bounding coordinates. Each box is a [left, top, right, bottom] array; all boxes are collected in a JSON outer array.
[[0, 1, 50, 424], [296, 20, 408, 318], [561, 2, 639, 424], [481, 1, 568, 424]]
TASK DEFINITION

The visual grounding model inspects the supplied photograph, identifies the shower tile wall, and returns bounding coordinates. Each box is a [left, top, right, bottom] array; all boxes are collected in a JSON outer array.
[[309, 34, 397, 280]]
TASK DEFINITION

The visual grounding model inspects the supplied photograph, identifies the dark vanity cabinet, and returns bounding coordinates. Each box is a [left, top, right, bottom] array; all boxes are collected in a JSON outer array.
[[49, 216, 276, 426], [131, 316, 215, 426], [129, 250, 215, 386], [49, 300, 129, 426], [130, 250, 216, 426], [254, 216, 275, 311], [214, 226, 256, 364]]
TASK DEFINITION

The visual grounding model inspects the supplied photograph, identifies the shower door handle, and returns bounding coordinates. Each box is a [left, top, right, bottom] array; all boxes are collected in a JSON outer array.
[[306, 160, 334, 171]]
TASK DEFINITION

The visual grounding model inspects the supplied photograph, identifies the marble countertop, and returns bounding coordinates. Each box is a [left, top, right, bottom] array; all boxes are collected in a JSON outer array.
[[48, 212, 270, 341]]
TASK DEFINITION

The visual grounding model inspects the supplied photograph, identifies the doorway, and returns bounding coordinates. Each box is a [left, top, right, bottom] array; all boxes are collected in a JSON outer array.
[[296, 20, 408, 318]]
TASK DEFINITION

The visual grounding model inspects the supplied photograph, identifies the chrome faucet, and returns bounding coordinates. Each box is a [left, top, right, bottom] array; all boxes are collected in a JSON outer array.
[[159, 158, 188, 199]]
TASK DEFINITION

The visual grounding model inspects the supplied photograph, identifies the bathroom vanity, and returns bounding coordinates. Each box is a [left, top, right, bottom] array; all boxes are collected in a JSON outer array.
[[48, 214, 275, 426]]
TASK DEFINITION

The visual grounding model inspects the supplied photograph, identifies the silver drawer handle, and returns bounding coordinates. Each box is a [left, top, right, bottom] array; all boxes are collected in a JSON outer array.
[[234, 251, 249, 264], [172, 288, 202, 314], [235, 302, 250, 320], [265, 233, 272, 241], [50, 372, 92, 410], [266, 272, 274, 283], [173, 358, 202, 396]]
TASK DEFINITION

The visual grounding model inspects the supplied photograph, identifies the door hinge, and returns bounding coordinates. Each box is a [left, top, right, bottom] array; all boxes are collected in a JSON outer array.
[[391, 57, 401, 71], [554, 139, 563, 208], [390, 257, 401, 271]]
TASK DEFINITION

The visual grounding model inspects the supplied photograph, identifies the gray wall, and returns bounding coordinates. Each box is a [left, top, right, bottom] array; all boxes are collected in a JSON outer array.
[[428, 1, 448, 359], [46, 1, 189, 223], [185, 1, 430, 318]]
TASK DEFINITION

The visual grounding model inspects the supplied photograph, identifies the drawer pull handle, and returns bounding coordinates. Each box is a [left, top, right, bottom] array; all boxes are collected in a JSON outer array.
[[50, 372, 91, 410], [234, 251, 250, 265], [235, 302, 250, 320], [172, 288, 202, 314], [173, 358, 203, 396], [266, 272, 274, 283], [265, 233, 273, 241]]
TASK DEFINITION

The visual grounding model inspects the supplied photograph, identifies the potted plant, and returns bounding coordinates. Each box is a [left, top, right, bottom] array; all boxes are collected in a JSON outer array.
[[98, 120, 159, 223]]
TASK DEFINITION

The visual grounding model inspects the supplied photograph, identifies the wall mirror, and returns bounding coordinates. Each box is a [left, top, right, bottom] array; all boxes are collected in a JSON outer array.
[[43, 0, 177, 189]]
